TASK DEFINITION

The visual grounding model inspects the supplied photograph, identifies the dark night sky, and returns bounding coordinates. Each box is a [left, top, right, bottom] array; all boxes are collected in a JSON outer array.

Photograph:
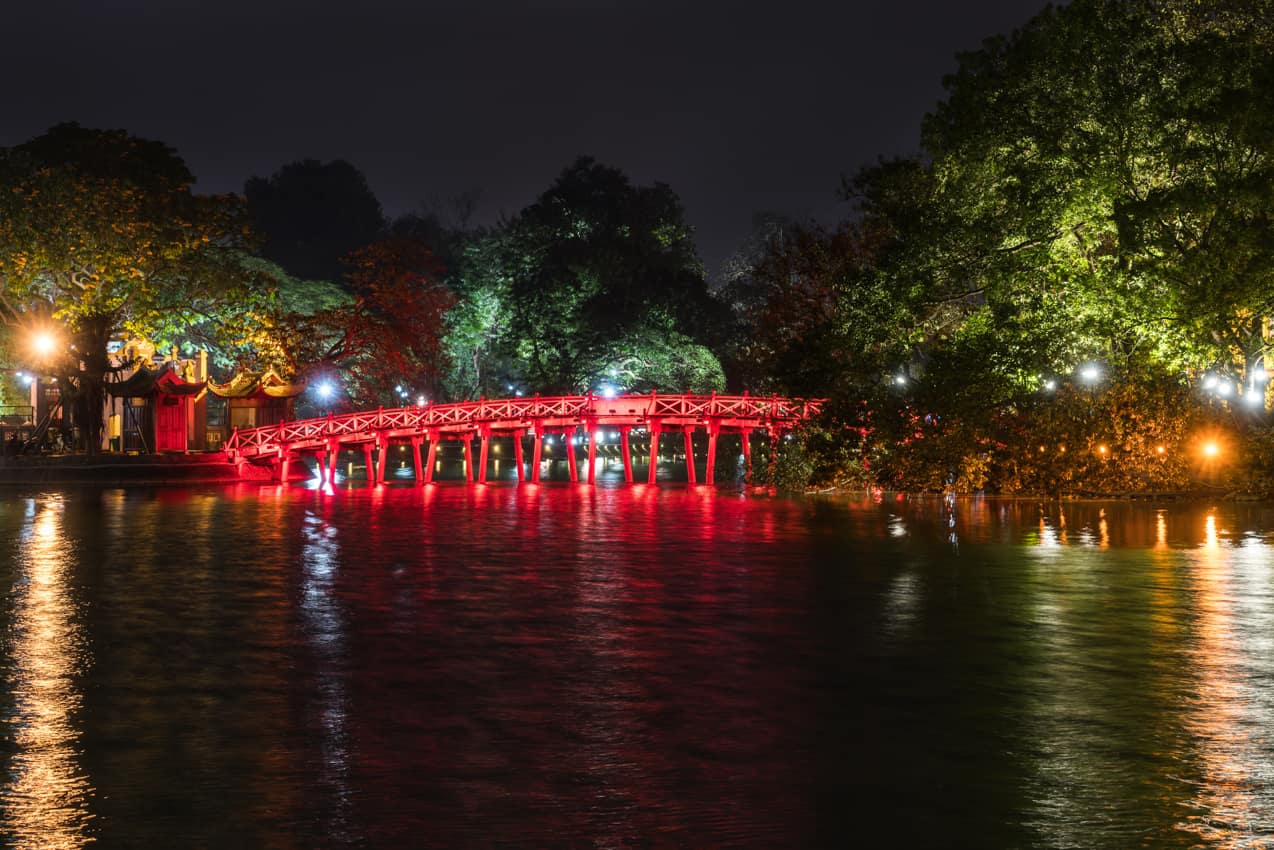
[[3, 0, 1047, 276]]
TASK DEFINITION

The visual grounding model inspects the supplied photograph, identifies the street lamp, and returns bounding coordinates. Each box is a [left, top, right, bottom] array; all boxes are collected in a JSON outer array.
[[31, 330, 58, 358]]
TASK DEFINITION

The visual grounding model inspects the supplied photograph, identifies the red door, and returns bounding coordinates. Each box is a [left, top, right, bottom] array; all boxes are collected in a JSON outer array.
[[155, 396, 187, 452]]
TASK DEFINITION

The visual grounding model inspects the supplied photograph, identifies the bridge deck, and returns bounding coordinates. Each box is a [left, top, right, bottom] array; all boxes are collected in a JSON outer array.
[[225, 392, 822, 486]]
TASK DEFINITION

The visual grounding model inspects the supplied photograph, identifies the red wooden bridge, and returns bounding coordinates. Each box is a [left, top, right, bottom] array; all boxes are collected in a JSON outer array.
[[225, 392, 823, 486]]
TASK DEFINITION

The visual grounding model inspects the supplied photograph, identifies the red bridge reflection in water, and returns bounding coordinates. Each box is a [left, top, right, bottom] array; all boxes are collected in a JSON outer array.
[[224, 392, 823, 486]]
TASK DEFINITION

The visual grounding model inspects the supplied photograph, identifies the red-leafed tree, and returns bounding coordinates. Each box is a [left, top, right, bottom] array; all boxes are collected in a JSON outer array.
[[278, 236, 455, 408]]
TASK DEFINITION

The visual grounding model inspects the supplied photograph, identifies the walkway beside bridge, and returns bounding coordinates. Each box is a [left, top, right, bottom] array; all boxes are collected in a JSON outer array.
[[224, 392, 823, 485]]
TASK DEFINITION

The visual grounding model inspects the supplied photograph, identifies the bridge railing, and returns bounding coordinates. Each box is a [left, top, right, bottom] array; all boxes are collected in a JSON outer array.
[[225, 393, 824, 458]]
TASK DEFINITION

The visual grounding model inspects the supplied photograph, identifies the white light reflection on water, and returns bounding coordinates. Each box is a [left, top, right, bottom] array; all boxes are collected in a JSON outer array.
[[300, 509, 354, 840], [2, 497, 94, 848]]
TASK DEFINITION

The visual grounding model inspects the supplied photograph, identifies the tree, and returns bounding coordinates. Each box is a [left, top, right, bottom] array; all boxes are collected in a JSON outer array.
[[266, 235, 454, 407], [244, 159, 385, 282], [0, 123, 250, 452], [496, 157, 726, 394]]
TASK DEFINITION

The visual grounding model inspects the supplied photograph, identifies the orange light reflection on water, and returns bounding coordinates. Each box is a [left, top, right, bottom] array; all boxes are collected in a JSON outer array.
[[2, 497, 94, 848], [1176, 512, 1274, 845]]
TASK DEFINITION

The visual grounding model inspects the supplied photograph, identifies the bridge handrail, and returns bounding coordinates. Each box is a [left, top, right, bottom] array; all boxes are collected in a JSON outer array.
[[225, 393, 824, 457]]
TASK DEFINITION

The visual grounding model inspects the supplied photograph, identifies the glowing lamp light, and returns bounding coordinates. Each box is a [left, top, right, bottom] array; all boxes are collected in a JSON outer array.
[[1202, 374, 1218, 389], [417, 395, 427, 407], [32, 332, 57, 356], [600, 385, 617, 399], [1247, 389, 1264, 406], [1156, 445, 1166, 455], [1217, 381, 1232, 397], [1203, 442, 1220, 458], [1253, 367, 1268, 383], [1080, 365, 1100, 383], [894, 375, 907, 386], [315, 381, 335, 400], [1043, 379, 1057, 391], [1098, 444, 1108, 455], [594, 431, 605, 443]]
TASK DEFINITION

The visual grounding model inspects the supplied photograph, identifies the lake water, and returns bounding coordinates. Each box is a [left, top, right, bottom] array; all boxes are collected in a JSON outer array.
[[2, 480, 1273, 848]]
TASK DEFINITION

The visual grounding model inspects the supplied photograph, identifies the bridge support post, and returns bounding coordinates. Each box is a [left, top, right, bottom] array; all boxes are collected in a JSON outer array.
[[531, 429, 543, 483], [619, 426, 632, 483], [647, 419, 662, 484], [586, 420, 597, 485], [278, 450, 290, 485], [411, 437, 424, 485], [376, 432, 389, 485], [742, 429, 752, 484], [362, 444, 374, 484], [463, 435, 474, 482], [705, 419, 720, 486], [424, 430, 439, 483], [683, 427, 697, 485], [566, 429, 579, 483], [316, 446, 333, 486], [477, 426, 490, 484], [513, 430, 525, 482]]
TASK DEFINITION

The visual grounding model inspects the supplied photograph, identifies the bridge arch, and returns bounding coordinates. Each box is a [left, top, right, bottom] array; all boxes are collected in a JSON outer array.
[[224, 392, 823, 486]]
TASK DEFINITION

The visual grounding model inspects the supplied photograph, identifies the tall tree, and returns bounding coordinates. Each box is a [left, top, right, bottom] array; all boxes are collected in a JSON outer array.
[[497, 157, 725, 394], [0, 123, 250, 452], [244, 159, 385, 282]]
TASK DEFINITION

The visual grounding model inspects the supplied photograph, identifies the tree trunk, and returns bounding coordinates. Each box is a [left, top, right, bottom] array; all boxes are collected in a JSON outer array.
[[70, 312, 116, 456]]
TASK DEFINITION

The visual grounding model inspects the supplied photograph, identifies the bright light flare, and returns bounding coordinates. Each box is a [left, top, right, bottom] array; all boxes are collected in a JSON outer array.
[[31, 332, 57, 357], [1246, 389, 1264, 406], [1079, 365, 1100, 383], [1252, 366, 1268, 383], [599, 385, 617, 399], [1203, 442, 1220, 458], [315, 381, 335, 400], [1217, 381, 1232, 397]]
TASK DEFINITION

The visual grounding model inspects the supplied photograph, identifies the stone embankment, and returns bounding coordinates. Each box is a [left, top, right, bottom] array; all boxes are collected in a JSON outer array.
[[0, 453, 279, 485]]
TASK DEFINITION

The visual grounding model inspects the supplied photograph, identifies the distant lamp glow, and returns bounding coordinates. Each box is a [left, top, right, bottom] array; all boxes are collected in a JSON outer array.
[[315, 381, 335, 400], [20, 374, 34, 387], [1217, 381, 1232, 397], [1247, 389, 1264, 406], [1079, 365, 1100, 383], [1252, 367, 1268, 383], [1043, 379, 1057, 391], [416, 395, 427, 407], [1203, 374, 1218, 389], [1156, 445, 1166, 455], [1098, 444, 1108, 455], [894, 375, 907, 386], [600, 385, 617, 399], [1203, 442, 1220, 458]]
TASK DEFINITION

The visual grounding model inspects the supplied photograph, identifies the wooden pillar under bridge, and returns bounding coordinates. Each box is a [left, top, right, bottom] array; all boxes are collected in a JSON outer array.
[[328, 439, 342, 486], [362, 443, 374, 484], [705, 419, 720, 486], [513, 429, 525, 482], [619, 426, 632, 483], [647, 419, 662, 484], [531, 427, 543, 483], [411, 437, 423, 485], [462, 435, 474, 482], [683, 426, 697, 485], [586, 419, 597, 485], [375, 432, 389, 484], [278, 449, 291, 484], [316, 449, 329, 486], [566, 428, 579, 483], [477, 426, 490, 484], [742, 428, 753, 484], [424, 429, 439, 483]]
